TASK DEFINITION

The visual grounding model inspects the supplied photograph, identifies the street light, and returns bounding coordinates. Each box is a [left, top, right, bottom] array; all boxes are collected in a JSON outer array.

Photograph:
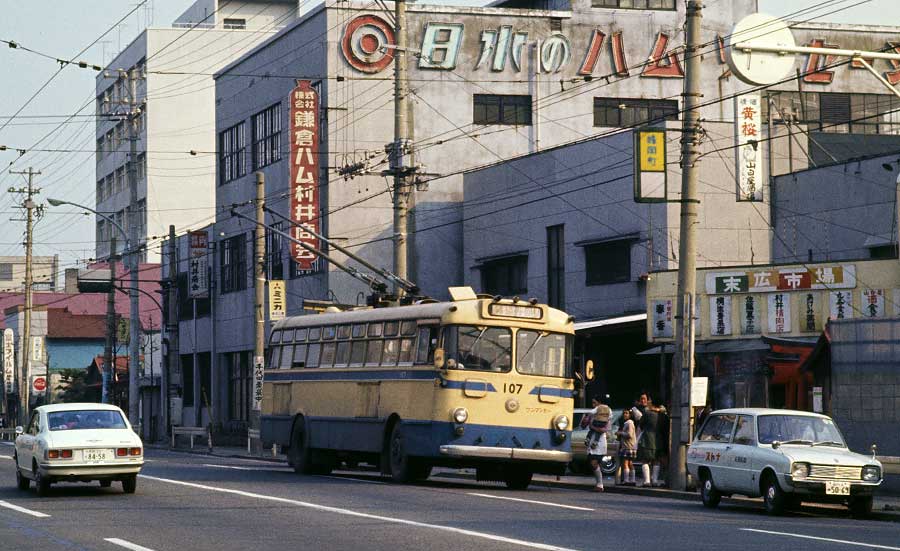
[[47, 197, 140, 428]]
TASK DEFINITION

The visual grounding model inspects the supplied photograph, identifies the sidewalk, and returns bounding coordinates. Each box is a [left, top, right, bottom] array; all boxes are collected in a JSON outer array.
[[156, 442, 900, 521]]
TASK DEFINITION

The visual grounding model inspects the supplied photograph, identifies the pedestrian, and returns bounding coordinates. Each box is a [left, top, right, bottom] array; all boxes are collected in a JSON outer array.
[[584, 396, 611, 492], [636, 393, 663, 487], [616, 408, 637, 485]]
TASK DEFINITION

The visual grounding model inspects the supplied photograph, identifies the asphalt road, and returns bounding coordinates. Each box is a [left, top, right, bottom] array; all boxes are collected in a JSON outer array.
[[0, 442, 897, 551]]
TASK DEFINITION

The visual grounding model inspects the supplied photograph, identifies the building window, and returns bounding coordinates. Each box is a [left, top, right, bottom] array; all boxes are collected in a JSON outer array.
[[96, 137, 105, 160], [594, 97, 679, 127], [765, 91, 900, 135], [480, 254, 528, 296], [592, 0, 675, 9], [115, 167, 126, 194], [223, 18, 247, 29], [546, 225, 565, 309], [0, 263, 12, 281], [229, 352, 251, 422], [220, 233, 247, 294], [104, 175, 114, 199], [584, 240, 632, 285], [252, 103, 282, 169], [219, 122, 246, 185], [136, 153, 146, 181], [473, 94, 532, 126], [96, 179, 104, 202], [267, 222, 284, 280]]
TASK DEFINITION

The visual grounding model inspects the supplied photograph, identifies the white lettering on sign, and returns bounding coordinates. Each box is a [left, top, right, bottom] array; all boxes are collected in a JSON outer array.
[[290, 81, 320, 272]]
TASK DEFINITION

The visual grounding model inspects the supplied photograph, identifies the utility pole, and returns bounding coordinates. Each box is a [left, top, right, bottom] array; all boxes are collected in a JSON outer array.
[[165, 225, 178, 433], [8, 167, 40, 425], [669, 0, 704, 491], [104, 236, 117, 405], [126, 67, 142, 430], [251, 172, 266, 450], [391, 0, 411, 299]]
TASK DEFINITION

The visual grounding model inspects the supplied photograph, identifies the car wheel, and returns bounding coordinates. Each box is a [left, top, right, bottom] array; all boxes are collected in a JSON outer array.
[[121, 475, 137, 494], [762, 474, 786, 515], [15, 459, 29, 491], [288, 420, 313, 475], [599, 455, 618, 476], [848, 496, 873, 518], [504, 469, 533, 490], [35, 471, 51, 497], [700, 472, 721, 508], [100, 480, 112, 488]]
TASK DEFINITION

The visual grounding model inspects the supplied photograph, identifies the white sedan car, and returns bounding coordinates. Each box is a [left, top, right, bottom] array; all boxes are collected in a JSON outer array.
[[687, 408, 882, 517], [14, 403, 144, 496]]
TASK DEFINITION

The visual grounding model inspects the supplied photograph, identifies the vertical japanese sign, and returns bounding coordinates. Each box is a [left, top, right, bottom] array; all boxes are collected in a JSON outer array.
[[31, 336, 43, 363], [735, 94, 763, 201], [290, 80, 320, 271], [634, 129, 667, 202], [739, 295, 760, 335], [829, 291, 853, 320], [651, 299, 673, 338], [269, 280, 286, 320], [801, 293, 821, 332], [767, 293, 791, 333], [188, 230, 209, 298], [252, 355, 264, 411], [2, 329, 14, 395], [861, 289, 885, 318], [710, 296, 732, 336]]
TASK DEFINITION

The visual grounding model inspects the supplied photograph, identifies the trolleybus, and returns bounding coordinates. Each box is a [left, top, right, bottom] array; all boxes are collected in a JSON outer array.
[[261, 287, 575, 489]]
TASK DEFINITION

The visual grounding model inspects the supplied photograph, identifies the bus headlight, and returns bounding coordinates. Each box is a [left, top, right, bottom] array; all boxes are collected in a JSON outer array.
[[553, 414, 569, 431], [452, 407, 468, 424]]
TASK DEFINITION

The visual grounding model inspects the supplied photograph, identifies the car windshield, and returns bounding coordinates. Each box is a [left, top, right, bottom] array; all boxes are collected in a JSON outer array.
[[444, 325, 512, 372], [515, 330, 572, 378], [757, 414, 845, 446], [48, 410, 127, 431]]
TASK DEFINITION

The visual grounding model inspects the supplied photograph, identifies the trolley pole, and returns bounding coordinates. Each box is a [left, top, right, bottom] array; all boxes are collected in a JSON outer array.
[[251, 172, 266, 450], [391, 0, 411, 298], [8, 167, 40, 424], [669, 0, 704, 491]]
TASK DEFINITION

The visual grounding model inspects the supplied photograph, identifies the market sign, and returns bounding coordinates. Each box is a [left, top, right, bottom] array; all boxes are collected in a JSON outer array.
[[634, 129, 667, 203], [706, 264, 856, 294], [269, 280, 286, 320], [189, 230, 209, 298], [290, 80, 320, 272], [3, 328, 14, 395], [735, 94, 763, 202]]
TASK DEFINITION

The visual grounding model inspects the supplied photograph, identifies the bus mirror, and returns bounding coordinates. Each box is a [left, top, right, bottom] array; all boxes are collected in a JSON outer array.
[[434, 348, 445, 369], [585, 360, 595, 381]]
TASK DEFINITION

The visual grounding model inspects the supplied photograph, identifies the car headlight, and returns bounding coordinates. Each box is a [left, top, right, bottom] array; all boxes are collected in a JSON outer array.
[[862, 465, 881, 482], [791, 462, 810, 479], [554, 415, 569, 431], [452, 407, 468, 424]]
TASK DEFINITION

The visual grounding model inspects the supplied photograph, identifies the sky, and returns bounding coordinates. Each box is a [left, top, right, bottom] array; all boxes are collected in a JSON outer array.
[[0, 0, 897, 275]]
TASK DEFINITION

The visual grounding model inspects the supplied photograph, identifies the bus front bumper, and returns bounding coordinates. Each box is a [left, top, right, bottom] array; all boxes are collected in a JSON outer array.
[[439, 445, 572, 463]]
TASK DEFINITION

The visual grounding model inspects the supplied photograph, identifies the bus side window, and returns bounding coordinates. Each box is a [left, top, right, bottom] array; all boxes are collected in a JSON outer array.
[[398, 337, 415, 364], [282, 345, 297, 369], [366, 338, 383, 365], [321, 341, 336, 367], [307, 342, 321, 368], [268, 346, 280, 369], [416, 326, 438, 364], [291, 344, 307, 369]]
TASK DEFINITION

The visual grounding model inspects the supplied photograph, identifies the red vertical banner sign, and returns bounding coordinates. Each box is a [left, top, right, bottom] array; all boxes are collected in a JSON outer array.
[[290, 80, 320, 270]]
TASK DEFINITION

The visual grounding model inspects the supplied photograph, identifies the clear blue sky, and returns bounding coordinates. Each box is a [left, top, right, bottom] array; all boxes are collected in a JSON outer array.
[[0, 0, 895, 273]]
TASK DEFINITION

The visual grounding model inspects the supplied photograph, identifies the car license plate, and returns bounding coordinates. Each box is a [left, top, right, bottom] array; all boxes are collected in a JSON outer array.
[[83, 449, 110, 462], [825, 481, 851, 495]]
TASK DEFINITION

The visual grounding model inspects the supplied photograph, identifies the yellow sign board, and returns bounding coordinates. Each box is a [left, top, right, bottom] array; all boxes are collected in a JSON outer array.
[[269, 280, 286, 320], [638, 131, 666, 172]]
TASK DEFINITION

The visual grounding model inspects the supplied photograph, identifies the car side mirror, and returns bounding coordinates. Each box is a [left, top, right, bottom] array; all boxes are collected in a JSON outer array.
[[433, 348, 445, 370], [772, 440, 780, 449], [871, 443, 877, 459], [14, 426, 23, 435]]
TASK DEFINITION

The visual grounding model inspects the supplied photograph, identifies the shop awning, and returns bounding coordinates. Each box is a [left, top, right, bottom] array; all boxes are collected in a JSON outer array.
[[638, 339, 771, 356], [574, 313, 646, 332], [637, 344, 673, 356]]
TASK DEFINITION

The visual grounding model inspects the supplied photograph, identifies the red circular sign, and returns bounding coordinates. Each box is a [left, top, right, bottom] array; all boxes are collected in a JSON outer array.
[[340, 15, 395, 74], [33, 377, 46, 392]]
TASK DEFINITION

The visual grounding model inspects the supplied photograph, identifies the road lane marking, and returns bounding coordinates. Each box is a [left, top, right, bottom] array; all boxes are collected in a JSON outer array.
[[467, 493, 594, 512], [741, 529, 900, 550], [202, 463, 290, 472], [0, 500, 50, 518], [0, 455, 13, 460], [318, 475, 386, 485], [104, 538, 157, 551], [0, 441, 13, 446], [140, 475, 576, 551]]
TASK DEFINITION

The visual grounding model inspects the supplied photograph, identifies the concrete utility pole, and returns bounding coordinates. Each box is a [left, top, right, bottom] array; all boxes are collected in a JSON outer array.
[[251, 172, 266, 448], [391, 0, 411, 298], [8, 167, 40, 424], [165, 225, 178, 433], [669, 0, 704, 492], [126, 67, 142, 429], [104, 236, 117, 405]]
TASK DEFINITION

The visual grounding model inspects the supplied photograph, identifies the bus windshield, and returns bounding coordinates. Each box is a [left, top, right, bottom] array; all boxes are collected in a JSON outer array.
[[444, 325, 512, 372], [516, 330, 572, 378]]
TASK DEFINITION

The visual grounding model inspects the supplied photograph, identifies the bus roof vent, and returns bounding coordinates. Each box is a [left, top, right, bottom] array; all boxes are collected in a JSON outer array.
[[448, 286, 478, 301]]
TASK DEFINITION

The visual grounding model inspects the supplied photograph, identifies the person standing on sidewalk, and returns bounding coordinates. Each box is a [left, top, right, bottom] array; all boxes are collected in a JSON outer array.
[[637, 393, 664, 487], [616, 408, 637, 485], [583, 396, 611, 492]]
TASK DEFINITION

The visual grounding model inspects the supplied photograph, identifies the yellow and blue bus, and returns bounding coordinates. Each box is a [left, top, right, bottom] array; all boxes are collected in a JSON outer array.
[[261, 287, 575, 489]]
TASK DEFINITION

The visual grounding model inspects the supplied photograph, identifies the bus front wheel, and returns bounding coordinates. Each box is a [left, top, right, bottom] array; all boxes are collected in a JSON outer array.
[[504, 469, 533, 490], [388, 423, 429, 482], [288, 420, 312, 475]]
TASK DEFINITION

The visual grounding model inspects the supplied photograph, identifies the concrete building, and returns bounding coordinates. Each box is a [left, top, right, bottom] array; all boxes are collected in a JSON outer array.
[[163, 0, 900, 427], [0, 256, 59, 292], [94, 0, 298, 262]]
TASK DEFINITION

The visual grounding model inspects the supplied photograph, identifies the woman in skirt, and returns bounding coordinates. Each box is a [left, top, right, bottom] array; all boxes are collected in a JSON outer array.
[[616, 408, 637, 485]]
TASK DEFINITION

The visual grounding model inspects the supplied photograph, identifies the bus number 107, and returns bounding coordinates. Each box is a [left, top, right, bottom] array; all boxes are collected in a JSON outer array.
[[503, 383, 523, 394]]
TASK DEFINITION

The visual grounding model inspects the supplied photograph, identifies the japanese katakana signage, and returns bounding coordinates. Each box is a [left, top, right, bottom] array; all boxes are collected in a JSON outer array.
[[767, 293, 791, 334], [735, 94, 763, 202], [706, 265, 856, 294], [269, 280, 286, 320], [3, 328, 14, 395], [710, 295, 732, 336], [290, 80, 320, 271], [188, 230, 209, 299]]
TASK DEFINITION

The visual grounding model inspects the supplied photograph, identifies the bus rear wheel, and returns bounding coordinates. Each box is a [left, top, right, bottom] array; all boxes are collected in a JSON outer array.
[[288, 420, 313, 475], [504, 469, 533, 490]]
